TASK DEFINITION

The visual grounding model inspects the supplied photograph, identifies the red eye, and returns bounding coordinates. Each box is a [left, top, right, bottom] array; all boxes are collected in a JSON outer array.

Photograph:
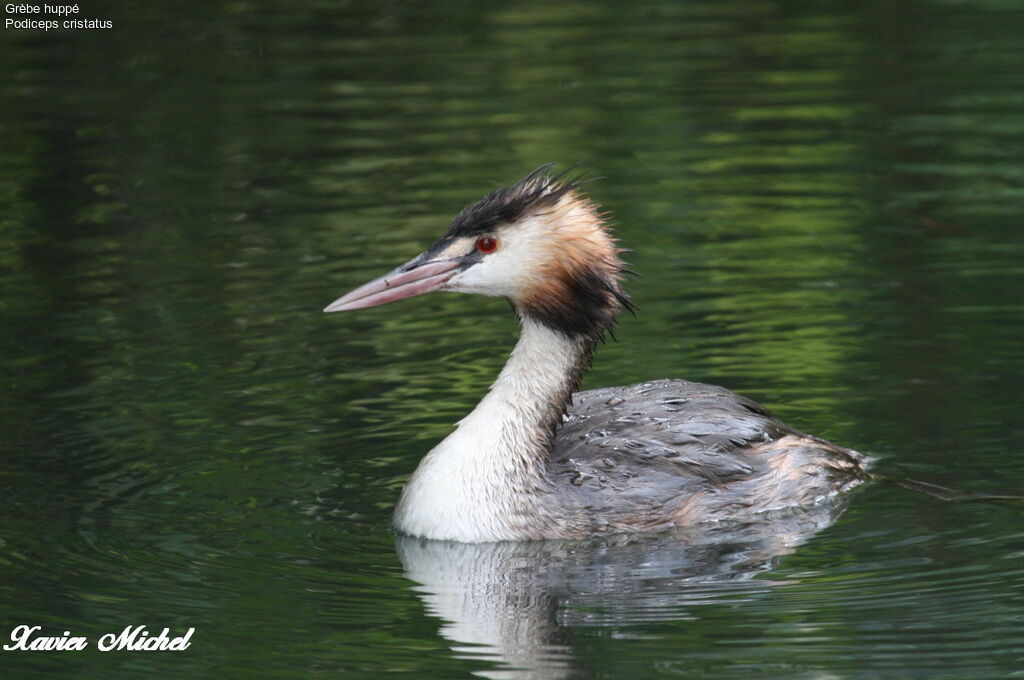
[[475, 236, 499, 254]]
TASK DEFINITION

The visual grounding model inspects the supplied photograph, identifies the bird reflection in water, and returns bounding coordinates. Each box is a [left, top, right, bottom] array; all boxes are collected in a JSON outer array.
[[396, 501, 847, 680]]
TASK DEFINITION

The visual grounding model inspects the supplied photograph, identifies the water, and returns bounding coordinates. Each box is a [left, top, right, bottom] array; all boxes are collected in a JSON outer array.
[[1, 1, 1022, 678]]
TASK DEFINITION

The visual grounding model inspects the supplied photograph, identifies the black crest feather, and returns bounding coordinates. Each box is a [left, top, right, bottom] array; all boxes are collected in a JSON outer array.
[[444, 164, 589, 239]]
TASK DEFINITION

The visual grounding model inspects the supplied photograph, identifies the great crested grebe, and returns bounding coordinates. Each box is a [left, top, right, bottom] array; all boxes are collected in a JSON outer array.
[[325, 168, 868, 542]]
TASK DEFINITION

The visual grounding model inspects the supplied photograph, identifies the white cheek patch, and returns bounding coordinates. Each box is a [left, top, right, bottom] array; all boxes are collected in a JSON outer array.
[[451, 257, 518, 297], [447, 216, 553, 298]]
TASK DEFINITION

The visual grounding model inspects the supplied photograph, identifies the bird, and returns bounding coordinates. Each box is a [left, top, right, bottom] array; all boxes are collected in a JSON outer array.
[[324, 167, 868, 543]]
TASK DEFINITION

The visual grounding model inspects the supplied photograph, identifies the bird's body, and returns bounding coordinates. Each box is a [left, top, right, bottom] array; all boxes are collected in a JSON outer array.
[[326, 168, 867, 542]]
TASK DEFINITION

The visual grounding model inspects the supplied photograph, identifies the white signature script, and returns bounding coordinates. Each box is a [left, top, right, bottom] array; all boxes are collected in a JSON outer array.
[[3, 625, 194, 651]]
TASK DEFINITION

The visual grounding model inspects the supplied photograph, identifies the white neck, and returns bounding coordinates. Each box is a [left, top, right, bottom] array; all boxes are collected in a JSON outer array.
[[393, 317, 589, 542]]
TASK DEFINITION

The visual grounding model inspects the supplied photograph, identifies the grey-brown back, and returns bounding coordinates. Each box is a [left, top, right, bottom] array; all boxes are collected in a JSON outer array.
[[547, 379, 868, 537]]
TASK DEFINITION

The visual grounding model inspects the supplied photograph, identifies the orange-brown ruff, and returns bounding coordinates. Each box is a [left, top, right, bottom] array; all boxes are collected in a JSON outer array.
[[324, 168, 868, 542]]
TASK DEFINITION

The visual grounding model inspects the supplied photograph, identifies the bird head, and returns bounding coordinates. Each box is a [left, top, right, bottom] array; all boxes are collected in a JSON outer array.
[[325, 167, 632, 340]]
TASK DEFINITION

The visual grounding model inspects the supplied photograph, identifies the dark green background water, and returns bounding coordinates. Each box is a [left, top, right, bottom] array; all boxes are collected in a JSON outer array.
[[2, 1, 1022, 678]]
